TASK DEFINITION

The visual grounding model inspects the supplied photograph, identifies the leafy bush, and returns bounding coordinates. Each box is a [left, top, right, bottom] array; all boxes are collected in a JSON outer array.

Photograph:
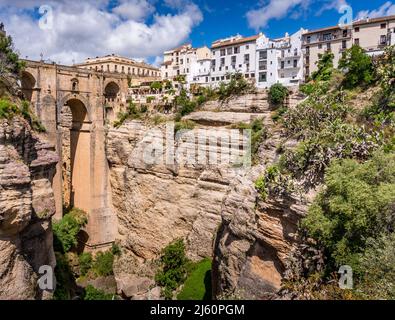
[[84, 285, 113, 300], [79, 253, 93, 277], [155, 239, 189, 300], [111, 243, 122, 256], [357, 233, 395, 300], [114, 101, 146, 128], [53, 208, 88, 253], [146, 96, 155, 104], [311, 51, 334, 82], [217, 72, 255, 101], [53, 252, 75, 300], [175, 90, 197, 117], [150, 81, 163, 91], [174, 120, 195, 133], [338, 45, 374, 88], [280, 120, 380, 184], [255, 165, 295, 200], [0, 34, 25, 75], [301, 152, 395, 272], [269, 83, 289, 106], [93, 251, 114, 277], [177, 258, 212, 300], [0, 98, 19, 119]]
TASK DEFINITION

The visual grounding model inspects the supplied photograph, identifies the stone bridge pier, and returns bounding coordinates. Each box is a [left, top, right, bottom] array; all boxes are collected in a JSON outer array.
[[22, 60, 129, 248]]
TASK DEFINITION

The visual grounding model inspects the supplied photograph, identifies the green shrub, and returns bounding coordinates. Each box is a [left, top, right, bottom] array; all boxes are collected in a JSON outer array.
[[177, 258, 212, 300], [150, 81, 163, 91], [217, 72, 255, 101], [111, 243, 122, 256], [357, 233, 395, 300], [146, 96, 155, 104], [175, 90, 197, 117], [311, 51, 334, 82], [174, 120, 195, 133], [93, 251, 114, 277], [114, 102, 145, 127], [0, 98, 19, 119], [0, 34, 25, 74], [53, 252, 75, 300], [53, 208, 88, 253], [79, 252, 93, 277], [268, 83, 289, 106], [84, 285, 113, 300], [271, 105, 288, 122], [155, 239, 189, 300], [338, 45, 374, 88], [301, 152, 395, 271]]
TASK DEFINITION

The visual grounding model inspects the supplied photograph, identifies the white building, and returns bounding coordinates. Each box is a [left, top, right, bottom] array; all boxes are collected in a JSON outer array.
[[210, 34, 259, 85], [256, 29, 306, 88]]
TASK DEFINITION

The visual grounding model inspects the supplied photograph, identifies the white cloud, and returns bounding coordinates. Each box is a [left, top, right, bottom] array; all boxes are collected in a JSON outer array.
[[113, 0, 155, 21], [0, 0, 203, 65], [246, 0, 312, 30], [356, 1, 395, 20]]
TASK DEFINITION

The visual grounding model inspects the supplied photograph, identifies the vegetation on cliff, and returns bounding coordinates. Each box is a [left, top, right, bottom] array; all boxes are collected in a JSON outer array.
[[256, 45, 395, 300]]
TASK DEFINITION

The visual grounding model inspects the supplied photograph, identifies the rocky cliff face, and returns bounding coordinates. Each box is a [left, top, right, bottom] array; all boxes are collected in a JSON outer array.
[[0, 117, 58, 300], [106, 90, 308, 299]]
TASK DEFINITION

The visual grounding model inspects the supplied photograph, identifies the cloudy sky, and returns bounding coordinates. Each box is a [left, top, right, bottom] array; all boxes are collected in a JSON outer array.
[[0, 0, 394, 65]]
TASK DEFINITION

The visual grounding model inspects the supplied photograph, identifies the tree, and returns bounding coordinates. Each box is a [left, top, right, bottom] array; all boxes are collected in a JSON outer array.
[[311, 51, 334, 82], [338, 45, 373, 88], [301, 151, 395, 271], [155, 239, 189, 299], [0, 34, 25, 75], [268, 83, 289, 106]]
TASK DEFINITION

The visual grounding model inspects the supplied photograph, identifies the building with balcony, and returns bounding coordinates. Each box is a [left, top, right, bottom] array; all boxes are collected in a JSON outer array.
[[256, 29, 306, 88], [302, 15, 395, 79], [210, 34, 259, 86], [75, 54, 160, 83]]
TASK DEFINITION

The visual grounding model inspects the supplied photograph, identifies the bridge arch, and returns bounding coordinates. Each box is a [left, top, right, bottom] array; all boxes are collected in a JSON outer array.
[[104, 81, 120, 102], [21, 71, 36, 102], [61, 97, 92, 214]]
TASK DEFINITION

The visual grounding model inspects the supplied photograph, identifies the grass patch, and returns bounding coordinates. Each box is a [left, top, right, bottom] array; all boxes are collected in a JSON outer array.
[[177, 258, 212, 301]]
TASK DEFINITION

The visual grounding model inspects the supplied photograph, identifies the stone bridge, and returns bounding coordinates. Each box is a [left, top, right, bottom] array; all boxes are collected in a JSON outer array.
[[22, 60, 130, 248]]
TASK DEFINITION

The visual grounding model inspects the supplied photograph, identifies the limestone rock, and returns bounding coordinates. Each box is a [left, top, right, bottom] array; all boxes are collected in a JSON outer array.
[[0, 117, 58, 300]]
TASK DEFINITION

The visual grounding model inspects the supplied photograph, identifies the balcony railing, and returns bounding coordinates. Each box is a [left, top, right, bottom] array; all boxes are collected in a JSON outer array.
[[302, 30, 352, 45]]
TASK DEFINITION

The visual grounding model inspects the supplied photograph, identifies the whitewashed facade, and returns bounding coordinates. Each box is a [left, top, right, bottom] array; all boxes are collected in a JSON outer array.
[[255, 29, 306, 88]]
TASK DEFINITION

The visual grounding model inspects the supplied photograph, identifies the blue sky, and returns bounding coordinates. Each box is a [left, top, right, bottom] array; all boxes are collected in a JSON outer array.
[[0, 0, 394, 65]]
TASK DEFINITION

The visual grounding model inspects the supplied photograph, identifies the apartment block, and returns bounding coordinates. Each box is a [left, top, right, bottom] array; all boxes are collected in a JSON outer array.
[[302, 15, 395, 79], [256, 29, 306, 88], [75, 54, 160, 81], [210, 34, 259, 85]]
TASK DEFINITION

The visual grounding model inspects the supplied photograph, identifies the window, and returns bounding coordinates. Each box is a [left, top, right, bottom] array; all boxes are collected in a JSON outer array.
[[245, 74, 249, 78], [187, 58, 189, 63], [381, 23, 386, 29], [342, 40, 347, 49], [107, 65, 110, 71], [281, 61, 285, 69], [234, 46, 240, 54], [244, 54, 250, 63], [305, 46, 310, 54], [128, 67, 131, 74], [326, 43, 331, 51], [293, 59, 297, 68], [186, 68, 189, 73], [306, 36, 311, 43], [231, 56, 236, 65], [323, 33, 332, 41], [220, 49, 226, 56], [211, 77, 215, 81], [121, 66, 124, 73], [288, 60, 291, 64], [318, 44, 322, 49], [180, 59, 183, 64], [355, 27, 360, 32], [246, 45, 249, 50], [380, 35, 387, 45], [259, 51, 267, 60], [258, 72, 267, 82], [343, 29, 348, 37], [221, 76, 225, 80], [165, 72, 168, 78], [227, 48, 233, 55], [206, 77, 208, 83], [250, 73, 255, 78], [355, 38, 360, 45], [221, 58, 225, 66]]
